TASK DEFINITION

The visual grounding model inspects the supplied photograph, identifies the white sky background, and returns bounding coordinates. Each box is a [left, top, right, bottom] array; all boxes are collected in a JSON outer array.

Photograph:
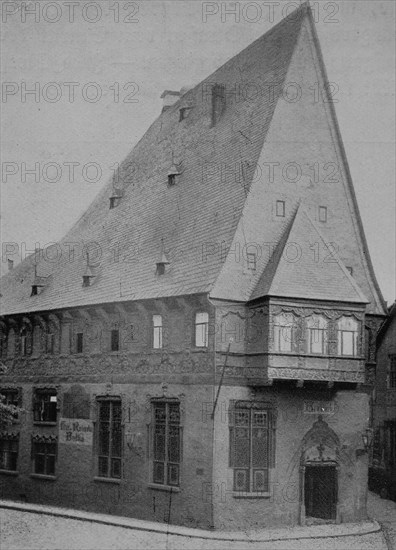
[[0, 0, 395, 303]]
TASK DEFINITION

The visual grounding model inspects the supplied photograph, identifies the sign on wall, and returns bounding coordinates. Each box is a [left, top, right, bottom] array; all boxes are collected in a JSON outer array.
[[59, 418, 94, 445], [303, 401, 336, 415]]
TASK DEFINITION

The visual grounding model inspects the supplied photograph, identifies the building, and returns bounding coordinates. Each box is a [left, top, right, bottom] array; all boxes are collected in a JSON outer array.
[[369, 302, 396, 499], [0, 3, 388, 530]]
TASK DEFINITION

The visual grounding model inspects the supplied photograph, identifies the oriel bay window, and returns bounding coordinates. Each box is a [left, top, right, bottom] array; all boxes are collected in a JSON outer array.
[[151, 400, 181, 487], [97, 399, 122, 479], [273, 313, 296, 352], [32, 435, 57, 476], [337, 316, 359, 356], [307, 315, 328, 354], [229, 404, 275, 493], [33, 389, 57, 423], [0, 434, 19, 471]]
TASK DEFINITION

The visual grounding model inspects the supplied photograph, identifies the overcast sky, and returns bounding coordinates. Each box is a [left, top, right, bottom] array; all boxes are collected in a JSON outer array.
[[1, 0, 395, 303]]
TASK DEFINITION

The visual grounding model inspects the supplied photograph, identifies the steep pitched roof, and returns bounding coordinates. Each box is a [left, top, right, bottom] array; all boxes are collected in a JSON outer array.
[[0, 4, 307, 316], [250, 205, 369, 303]]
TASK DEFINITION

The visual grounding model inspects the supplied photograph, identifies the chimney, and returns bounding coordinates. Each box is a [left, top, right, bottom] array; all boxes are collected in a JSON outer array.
[[7, 259, 13, 271], [160, 90, 181, 112]]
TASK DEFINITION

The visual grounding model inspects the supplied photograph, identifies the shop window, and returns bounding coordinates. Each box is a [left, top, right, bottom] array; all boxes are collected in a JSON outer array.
[[151, 401, 181, 487], [195, 312, 209, 347], [33, 389, 57, 423], [0, 435, 19, 471], [32, 436, 57, 476], [273, 312, 296, 352], [229, 405, 275, 493], [97, 399, 122, 479], [337, 316, 359, 356], [306, 315, 328, 354]]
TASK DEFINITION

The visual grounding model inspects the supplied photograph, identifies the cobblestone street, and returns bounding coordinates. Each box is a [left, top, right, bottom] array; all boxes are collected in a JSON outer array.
[[0, 493, 393, 550], [367, 491, 396, 549]]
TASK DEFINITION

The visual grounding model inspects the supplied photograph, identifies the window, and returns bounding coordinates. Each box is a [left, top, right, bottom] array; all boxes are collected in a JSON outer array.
[[82, 276, 91, 287], [274, 313, 296, 352], [168, 174, 176, 186], [76, 332, 83, 353], [195, 312, 209, 347], [46, 330, 55, 354], [346, 266, 353, 276], [229, 406, 274, 493], [32, 436, 57, 476], [97, 399, 122, 479], [307, 315, 328, 354], [0, 435, 18, 471], [153, 315, 163, 349], [319, 206, 327, 222], [246, 252, 257, 271], [337, 316, 359, 356], [276, 200, 285, 217], [211, 84, 226, 126], [0, 389, 19, 421], [20, 327, 32, 356], [152, 401, 181, 486], [111, 329, 119, 352], [389, 355, 396, 389], [33, 389, 57, 423]]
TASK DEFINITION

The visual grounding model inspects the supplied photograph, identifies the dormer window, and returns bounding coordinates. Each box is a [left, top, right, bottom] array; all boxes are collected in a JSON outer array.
[[211, 83, 226, 126], [82, 255, 99, 287], [156, 238, 170, 275], [179, 107, 192, 121], [31, 275, 47, 296], [167, 163, 181, 186], [109, 188, 123, 209], [319, 206, 327, 222], [276, 201, 285, 217]]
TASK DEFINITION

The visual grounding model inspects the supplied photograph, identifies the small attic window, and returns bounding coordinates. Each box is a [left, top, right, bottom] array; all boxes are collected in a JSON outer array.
[[247, 253, 257, 271], [276, 200, 285, 217], [179, 107, 192, 121], [156, 238, 170, 275], [31, 275, 47, 296], [156, 263, 166, 276], [109, 188, 123, 209], [346, 266, 353, 276], [211, 84, 226, 126], [31, 285, 38, 296], [82, 275, 91, 287], [319, 206, 327, 222], [167, 163, 181, 186]]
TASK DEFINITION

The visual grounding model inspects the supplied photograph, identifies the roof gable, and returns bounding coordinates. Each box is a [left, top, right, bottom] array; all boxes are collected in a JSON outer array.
[[251, 205, 369, 303]]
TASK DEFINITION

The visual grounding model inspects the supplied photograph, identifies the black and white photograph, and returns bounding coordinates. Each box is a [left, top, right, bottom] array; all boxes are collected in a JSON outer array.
[[0, 1, 395, 548]]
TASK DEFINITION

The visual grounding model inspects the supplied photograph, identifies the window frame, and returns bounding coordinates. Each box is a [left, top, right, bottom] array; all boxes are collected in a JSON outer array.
[[0, 435, 19, 472], [306, 315, 328, 355], [31, 437, 57, 476], [152, 315, 163, 349], [111, 329, 120, 352], [76, 332, 84, 354], [195, 312, 209, 348], [229, 404, 275, 494], [337, 316, 359, 357], [33, 389, 58, 424], [151, 400, 181, 488], [319, 206, 327, 222], [273, 313, 296, 353], [96, 398, 122, 480]]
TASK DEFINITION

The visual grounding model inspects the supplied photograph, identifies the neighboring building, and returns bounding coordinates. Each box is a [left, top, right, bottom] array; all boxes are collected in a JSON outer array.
[[0, 4, 388, 530], [370, 302, 396, 499]]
